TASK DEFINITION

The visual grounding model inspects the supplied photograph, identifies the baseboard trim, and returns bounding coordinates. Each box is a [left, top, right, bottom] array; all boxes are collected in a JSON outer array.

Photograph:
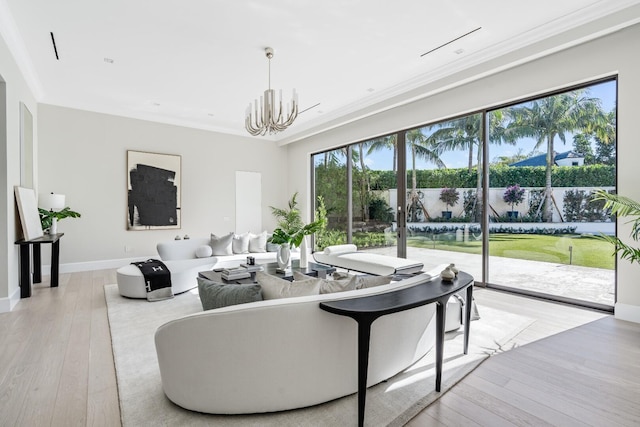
[[42, 255, 155, 275], [614, 303, 640, 323], [0, 287, 22, 313]]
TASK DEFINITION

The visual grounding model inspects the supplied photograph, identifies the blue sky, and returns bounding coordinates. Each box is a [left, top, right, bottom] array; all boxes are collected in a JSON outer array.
[[359, 79, 616, 171]]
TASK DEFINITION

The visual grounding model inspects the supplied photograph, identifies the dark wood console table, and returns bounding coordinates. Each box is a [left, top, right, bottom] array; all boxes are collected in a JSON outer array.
[[15, 233, 64, 298], [319, 271, 474, 427]]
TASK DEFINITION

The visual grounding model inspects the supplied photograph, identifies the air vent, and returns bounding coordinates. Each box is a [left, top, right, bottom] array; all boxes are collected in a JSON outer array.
[[50, 32, 59, 60], [420, 27, 481, 57]]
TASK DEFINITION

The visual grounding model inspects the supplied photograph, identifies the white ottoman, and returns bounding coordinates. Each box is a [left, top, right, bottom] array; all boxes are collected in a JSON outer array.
[[116, 264, 151, 298], [116, 259, 213, 298]]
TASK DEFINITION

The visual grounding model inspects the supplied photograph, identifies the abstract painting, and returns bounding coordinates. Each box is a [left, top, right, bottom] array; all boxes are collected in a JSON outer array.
[[127, 150, 181, 230]]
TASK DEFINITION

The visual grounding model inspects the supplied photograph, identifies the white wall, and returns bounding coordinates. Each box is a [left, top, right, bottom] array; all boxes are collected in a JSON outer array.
[[0, 33, 38, 312], [37, 104, 288, 270], [287, 24, 640, 322]]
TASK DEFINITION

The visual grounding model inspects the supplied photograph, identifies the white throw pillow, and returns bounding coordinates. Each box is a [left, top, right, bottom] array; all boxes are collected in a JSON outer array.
[[210, 232, 233, 256], [195, 245, 213, 258], [232, 232, 250, 254], [324, 244, 358, 255], [248, 231, 267, 253], [256, 271, 321, 299]]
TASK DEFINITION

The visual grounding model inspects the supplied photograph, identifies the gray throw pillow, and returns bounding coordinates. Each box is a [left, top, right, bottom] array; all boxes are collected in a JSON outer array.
[[292, 271, 356, 294], [210, 232, 233, 256], [197, 277, 263, 311], [256, 271, 321, 299], [331, 271, 392, 289]]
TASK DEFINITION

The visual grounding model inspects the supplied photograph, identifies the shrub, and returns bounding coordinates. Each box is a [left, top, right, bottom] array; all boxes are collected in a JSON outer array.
[[439, 188, 460, 211]]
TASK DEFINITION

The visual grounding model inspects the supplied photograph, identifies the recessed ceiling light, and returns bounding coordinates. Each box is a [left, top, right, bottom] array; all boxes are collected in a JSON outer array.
[[104, 58, 114, 64], [152, 102, 160, 107], [207, 113, 214, 117], [367, 88, 375, 92], [454, 49, 464, 55]]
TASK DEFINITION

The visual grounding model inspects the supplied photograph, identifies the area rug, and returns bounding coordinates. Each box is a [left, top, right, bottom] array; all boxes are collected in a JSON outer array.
[[104, 285, 534, 426]]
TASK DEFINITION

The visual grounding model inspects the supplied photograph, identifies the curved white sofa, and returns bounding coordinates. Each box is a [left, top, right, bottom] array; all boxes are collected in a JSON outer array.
[[154, 267, 444, 415], [117, 237, 298, 298]]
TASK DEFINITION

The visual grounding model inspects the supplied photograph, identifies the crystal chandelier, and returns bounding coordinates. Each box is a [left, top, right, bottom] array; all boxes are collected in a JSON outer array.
[[245, 47, 298, 136]]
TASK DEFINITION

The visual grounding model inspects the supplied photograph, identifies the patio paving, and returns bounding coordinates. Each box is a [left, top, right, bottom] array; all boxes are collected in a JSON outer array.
[[362, 246, 615, 306]]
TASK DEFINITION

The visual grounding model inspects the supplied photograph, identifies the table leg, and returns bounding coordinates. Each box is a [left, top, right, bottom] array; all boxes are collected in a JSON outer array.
[[435, 300, 446, 392], [51, 239, 60, 288], [19, 245, 31, 298], [32, 243, 42, 283], [356, 320, 372, 427], [464, 285, 473, 354]]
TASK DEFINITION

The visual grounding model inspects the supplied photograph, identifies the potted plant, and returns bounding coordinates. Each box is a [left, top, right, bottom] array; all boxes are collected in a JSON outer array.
[[38, 206, 81, 234], [439, 188, 459, 219], [592, 189, 640, 264], [269, 192, 327, 269], [503, 184, 525, 220]]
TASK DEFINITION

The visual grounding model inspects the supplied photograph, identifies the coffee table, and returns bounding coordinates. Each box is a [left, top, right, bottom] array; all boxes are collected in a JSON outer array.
[[199, 260, 336, 284]]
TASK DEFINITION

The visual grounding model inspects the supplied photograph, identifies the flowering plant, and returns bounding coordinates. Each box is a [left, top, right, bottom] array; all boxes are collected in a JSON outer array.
[[439, 187, 460, 211], [503, 184, 525, 211]]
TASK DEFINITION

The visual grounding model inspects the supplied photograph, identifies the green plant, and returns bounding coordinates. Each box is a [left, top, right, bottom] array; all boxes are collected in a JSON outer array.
[[439, 187, 460, 212], [269, 192, 326, 248], [38, 207, 81, 231], [503, 184, 525, 211], [592, 189, 640, 264]]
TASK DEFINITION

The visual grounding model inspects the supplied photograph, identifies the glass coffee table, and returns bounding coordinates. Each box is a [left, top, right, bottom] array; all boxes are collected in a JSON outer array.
[[199, 260, 336, 284]]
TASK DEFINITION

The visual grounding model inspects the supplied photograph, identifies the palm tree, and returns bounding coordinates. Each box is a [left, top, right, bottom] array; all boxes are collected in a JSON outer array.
[[405, 128, 446, 221], [505, 90, 608, 222], [367, 135, 397, 172], [429, 111, 509, 221], [356, 141, 370, 220]]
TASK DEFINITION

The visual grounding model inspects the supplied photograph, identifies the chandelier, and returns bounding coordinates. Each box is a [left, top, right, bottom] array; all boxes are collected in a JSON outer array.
[[245, 47, 298, 136]]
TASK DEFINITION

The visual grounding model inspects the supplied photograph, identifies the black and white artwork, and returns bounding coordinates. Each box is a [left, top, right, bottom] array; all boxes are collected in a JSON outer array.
[[127, 150, 181, 230]]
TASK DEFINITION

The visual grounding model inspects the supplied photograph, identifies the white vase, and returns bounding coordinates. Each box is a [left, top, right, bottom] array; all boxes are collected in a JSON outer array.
[[300, 235, 308, 269], [49, 217, 58, 235], [277, 243, 291, 271]]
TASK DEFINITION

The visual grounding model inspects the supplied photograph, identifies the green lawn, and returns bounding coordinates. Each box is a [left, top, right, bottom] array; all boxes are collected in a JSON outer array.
[[407, 233, 615, 270]]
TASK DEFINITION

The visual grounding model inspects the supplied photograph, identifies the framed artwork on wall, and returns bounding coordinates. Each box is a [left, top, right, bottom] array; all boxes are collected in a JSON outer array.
[[127, 150, 181, 230]]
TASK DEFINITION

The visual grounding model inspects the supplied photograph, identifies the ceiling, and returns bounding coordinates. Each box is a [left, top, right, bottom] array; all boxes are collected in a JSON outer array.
[[2, 0, 640, 144]]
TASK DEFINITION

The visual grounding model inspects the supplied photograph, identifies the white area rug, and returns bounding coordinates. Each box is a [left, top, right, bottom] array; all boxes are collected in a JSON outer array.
[[105, 284, 534, 426]]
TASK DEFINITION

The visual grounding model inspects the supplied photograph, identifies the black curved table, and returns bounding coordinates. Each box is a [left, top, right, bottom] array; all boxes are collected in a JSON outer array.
[[319, 271, 474, 427]]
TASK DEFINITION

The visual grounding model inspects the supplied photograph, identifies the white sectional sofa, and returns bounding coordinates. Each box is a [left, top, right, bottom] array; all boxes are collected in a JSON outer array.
[[116, 236, 298, 298], [154, 266, 445, 415]]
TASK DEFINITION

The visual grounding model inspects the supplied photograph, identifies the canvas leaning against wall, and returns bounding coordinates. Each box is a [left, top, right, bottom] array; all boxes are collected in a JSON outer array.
[[127, 150, 181, 230]]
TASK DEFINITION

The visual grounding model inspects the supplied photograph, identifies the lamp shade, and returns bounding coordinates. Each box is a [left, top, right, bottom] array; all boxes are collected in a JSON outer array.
[[39, 193, 65, 211]]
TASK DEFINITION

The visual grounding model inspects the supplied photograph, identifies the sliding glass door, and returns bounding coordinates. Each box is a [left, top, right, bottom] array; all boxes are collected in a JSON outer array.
[[403, 115, 483, 279], [486, 80, 616, 308], [311, 78, 617, 310]]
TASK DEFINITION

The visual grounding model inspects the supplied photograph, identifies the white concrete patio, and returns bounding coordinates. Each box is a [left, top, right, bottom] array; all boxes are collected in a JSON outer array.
[[362, 246, 615, 306]]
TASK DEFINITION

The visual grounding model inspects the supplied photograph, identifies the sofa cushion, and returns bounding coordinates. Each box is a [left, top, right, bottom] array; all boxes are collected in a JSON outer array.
[[248, 231, 267, 253], [232, 232, 250, 254], [210, 233, 233, 256], [256, 271, 321, 299], [197, 277, 262, 310], [333, 272, 393, 289], [195, 245, 213, 258], [292, 271, 356, 294]]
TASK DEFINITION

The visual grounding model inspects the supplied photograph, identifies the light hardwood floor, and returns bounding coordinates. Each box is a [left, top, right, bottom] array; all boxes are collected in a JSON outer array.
[[1, 270, 638, 426]]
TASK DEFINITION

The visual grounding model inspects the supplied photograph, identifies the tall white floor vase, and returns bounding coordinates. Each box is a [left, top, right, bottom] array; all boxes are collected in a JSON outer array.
[[299, 235, 309, 269]]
